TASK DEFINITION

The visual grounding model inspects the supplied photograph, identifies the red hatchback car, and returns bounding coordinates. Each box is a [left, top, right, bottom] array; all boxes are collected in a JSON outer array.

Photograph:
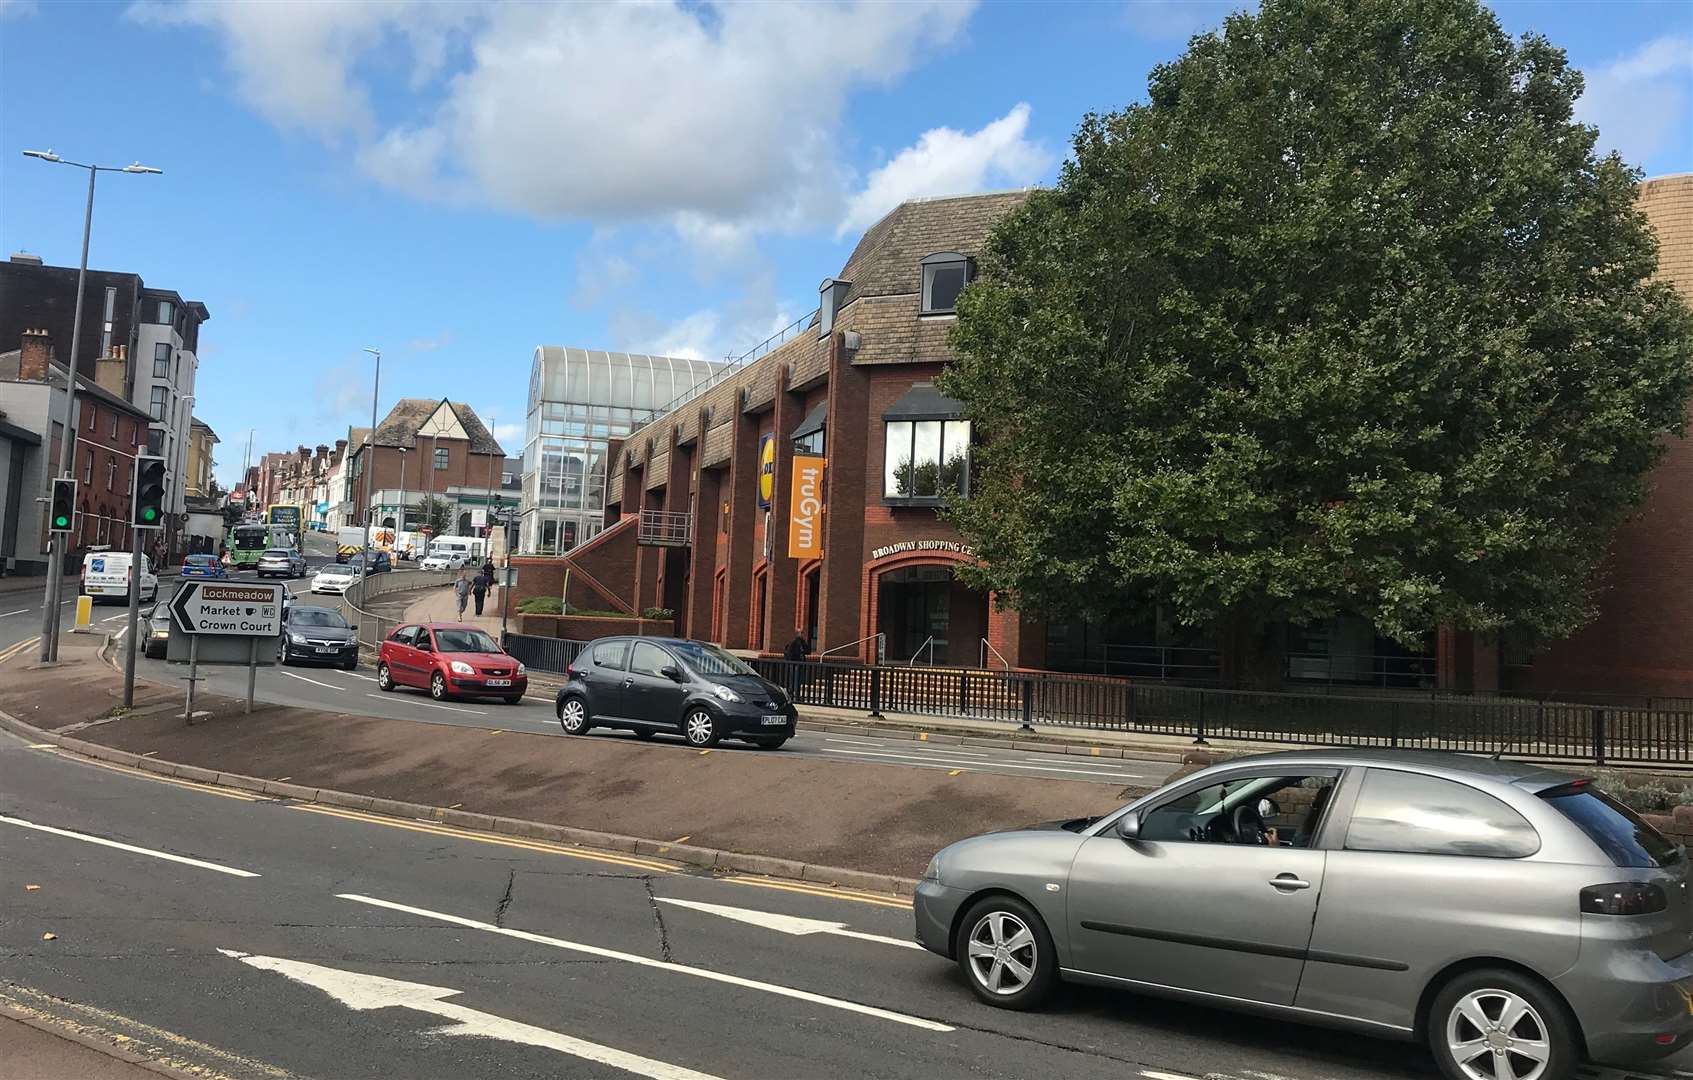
[[377, 622, 527, 704]]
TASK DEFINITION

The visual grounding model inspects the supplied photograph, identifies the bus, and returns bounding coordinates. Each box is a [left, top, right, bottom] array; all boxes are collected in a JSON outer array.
[[266, 504, 305, 548], [226, 522, 270, 568]]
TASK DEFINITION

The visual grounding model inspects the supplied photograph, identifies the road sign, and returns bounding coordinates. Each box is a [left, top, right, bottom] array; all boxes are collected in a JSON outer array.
[[170, 580, 286, 636]]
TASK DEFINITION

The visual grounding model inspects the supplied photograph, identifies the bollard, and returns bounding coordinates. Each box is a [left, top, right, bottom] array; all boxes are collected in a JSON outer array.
[[71, 595, 93, 634], [868, 665, 884, 719]]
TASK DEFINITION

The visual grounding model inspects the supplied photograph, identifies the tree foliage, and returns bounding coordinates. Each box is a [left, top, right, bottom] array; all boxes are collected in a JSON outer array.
[[943, 0, 1693, 650], [415, 495, 454, 537]]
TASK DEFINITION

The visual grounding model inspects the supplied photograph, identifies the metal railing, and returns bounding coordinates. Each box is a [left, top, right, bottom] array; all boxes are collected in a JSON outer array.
[[980, 638, 1010, 670], [502, 634, 587, 676], [636, 509, 692, 546], [906, 635, 936, 667], [628, 309, 820, 433], [337, 569, 455, 651]]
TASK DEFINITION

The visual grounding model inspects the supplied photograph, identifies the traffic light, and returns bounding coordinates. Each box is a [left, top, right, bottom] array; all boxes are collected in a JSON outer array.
[[49, 478, 76, 532], [132, 455, 167, 528]]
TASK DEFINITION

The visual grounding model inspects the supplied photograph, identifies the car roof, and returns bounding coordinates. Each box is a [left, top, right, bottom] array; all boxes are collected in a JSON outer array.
[[420, 622, 488, 631], [1193, 747, 1581, 789]]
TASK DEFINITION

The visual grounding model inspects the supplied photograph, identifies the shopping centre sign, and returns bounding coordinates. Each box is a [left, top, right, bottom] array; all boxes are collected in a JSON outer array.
[[869, 539, 976, 561]]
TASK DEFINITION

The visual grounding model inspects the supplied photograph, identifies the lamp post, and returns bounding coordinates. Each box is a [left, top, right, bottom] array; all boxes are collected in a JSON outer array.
[[396, 447, 409, 535], [359, 348, 380, 588], [25, 149, 162, 662]]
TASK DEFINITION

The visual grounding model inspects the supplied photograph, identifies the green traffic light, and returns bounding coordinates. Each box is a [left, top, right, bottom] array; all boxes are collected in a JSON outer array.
[[53, 515, 69, 528], [143, 508, 157, 522]]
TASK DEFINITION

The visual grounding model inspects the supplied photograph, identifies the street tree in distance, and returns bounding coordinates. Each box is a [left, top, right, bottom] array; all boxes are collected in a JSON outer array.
[[415, 495, 453, 538], [943, 0, 1693, 681]]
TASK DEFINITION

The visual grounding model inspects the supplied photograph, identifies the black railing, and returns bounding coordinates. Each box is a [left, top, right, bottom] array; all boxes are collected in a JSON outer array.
[[503, 634, 586, 676]]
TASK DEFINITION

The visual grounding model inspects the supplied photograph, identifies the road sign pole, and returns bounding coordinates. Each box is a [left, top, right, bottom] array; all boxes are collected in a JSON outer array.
[[185, 634, 199, 722], [246, 636, 257, 715], [123, 523, 141, 707]]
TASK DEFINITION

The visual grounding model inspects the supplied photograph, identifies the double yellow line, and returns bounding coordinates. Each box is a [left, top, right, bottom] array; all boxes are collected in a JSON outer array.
[[723, 875, 912, 910], [0, 636, 41, 666]]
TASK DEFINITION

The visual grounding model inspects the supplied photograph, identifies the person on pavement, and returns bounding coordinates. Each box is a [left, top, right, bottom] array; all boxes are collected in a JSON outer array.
[[471, 570, 489, 616], [454, 570, 471, 619]]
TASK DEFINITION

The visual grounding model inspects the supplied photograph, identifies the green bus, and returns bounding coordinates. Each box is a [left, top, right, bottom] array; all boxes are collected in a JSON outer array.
[[226, 522, 270, 568]]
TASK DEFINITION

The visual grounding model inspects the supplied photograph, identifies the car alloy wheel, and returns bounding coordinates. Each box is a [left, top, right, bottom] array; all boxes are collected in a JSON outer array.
[[558, 697, 589, 734], [276, 641, 288, 665], [377, 663, 394, 691], [683, 708, 720, 747], [1440, 986, 1558, 1080], [955, 896, 1057, 1010], [430, 672, 448, 700]]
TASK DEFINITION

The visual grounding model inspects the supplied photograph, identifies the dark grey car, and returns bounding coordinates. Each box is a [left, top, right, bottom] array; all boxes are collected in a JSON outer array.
[[914, 749, 1692, 1080], [278, 605, 358, 669], [555, 636, 796, 749]]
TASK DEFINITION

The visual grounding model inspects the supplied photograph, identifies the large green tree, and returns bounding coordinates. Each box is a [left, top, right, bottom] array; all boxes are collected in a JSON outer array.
[[943, 0, 1693, 673]]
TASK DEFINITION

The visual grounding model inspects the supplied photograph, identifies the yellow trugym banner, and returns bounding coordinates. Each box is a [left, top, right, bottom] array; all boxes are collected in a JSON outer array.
[[788, 455, 825, 559]]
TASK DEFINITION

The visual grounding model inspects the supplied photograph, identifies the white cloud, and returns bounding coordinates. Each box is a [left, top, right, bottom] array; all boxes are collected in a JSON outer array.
[[491, 421, 524, 447], [837, 104, 1051, 237], [1575, 35, 1693, 169], [0, 0, 39, 20], [405, 330, 453, 353], [614, 299, 800, 366]]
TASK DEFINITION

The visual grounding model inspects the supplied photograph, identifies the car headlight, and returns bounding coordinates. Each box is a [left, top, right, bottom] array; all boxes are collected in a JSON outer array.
[[450, 660, 474, 675], [516, 662, 526, 675], [712, 684, 742, 703], [922, 855, 942, 883], [289, 633, 307, 644]]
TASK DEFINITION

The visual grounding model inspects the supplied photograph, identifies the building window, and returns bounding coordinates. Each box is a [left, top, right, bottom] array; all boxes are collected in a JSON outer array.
[[434, 447, 449, 471], [111, 411, 119, 438], [101, 286, 116, 356], [501, 472, 515, 486], [920, 252, 972, 315], [150, 386, 167, 421], [156, 300, 175, 324], [86, 405, 96, 430], [107, 456, 116, 492], [818, 278, 851, 339], [154, 342, 172, 379], [84, 451, 93, 484], [884, 419, 971, 500]]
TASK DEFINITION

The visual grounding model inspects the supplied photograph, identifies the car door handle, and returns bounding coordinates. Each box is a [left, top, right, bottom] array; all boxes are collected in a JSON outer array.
[[1268, 874, 1311, 891], [622, 678, 634, 687]]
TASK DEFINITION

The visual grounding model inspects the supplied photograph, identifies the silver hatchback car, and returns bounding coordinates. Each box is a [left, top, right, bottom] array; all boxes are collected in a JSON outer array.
[[914, 749, 1692, 1080]]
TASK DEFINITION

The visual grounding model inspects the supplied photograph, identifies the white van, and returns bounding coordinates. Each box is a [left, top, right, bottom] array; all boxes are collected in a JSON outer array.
[[427, 536, 486, 561], [81, 550, 158, 603]]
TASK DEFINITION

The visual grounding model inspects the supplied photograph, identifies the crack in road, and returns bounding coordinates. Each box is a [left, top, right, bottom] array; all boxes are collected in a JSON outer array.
[[642, 876, 674, 962], [492, 868, 516, 928]]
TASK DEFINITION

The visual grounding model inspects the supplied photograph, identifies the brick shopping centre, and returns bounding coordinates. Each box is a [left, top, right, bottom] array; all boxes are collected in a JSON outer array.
[[510, 176, 1693, 698]]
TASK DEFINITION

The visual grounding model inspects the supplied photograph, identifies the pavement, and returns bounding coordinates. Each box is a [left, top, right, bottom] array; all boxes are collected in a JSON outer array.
[[19, 722, 1673, 1080]]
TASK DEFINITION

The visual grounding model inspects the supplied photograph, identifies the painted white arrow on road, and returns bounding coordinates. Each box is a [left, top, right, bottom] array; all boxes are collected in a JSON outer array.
[[657, 897, 922, 950], [218, 949, 721, 1080]]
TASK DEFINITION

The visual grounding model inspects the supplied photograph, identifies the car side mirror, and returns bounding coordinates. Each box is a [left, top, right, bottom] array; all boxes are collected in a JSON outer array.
[[661, 664, 682, 682], [1116, 811, 1142, 841]]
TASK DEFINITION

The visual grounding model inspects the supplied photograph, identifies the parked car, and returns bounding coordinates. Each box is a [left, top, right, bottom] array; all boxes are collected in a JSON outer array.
[[179, 553, 228, 579], [80, 550, 157, 604], [419, 551, 469, 572], [141, 601, 172, 659], [310, 563, 362, 595], [376, 622, 525, 704], [278, 605, 359, 669], [555, 636, 796, 749], [913, 748, 1693, 1078], [256, 548, 307, 578], [353, 550, 392, 575]]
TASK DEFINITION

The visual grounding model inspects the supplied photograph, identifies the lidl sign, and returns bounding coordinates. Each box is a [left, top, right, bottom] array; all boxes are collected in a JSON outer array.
[[756, 432, 775, 509]]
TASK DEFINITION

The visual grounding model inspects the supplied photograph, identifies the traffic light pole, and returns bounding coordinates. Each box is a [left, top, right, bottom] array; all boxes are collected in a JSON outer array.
[[123, 522, 141, 707]]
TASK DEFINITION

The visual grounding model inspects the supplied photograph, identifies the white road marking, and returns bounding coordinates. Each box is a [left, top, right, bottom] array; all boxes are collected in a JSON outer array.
[[0, 607, 30, 618], [336, 893, 951, 1031], [1139, 1072, 1204, 1080], [824, 737, 992, 758], [102, 615, 126, 623], [657, 897, 921, 950], [114, 627, 128, 642], [336, 670, 377, 682], [219, 949, 720, 1080], [364, 694, 486, 716], [280, 671, 344, 692], [820, 747, 1151, 778], [0, 815, 259, 877]]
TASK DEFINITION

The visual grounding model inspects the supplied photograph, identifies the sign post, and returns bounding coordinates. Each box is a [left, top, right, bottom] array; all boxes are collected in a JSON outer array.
[[168, 579, 285, 722], [124, 456, 167, 708]]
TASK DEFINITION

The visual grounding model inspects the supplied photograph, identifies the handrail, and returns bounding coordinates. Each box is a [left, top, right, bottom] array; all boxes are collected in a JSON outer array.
[[980, 637, 1010, 670], [627, 308, 820, 434], [907, 635, 935, 667], [821, 631, 884, 662]]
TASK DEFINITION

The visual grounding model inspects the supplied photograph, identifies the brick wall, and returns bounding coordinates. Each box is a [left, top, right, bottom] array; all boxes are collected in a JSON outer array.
[[516, 613, 675, 639], [1643, 806, 1693, 848]]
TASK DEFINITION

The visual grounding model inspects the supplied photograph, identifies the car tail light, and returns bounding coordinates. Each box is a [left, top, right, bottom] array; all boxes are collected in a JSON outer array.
[[1580, 881, 1667, 915]]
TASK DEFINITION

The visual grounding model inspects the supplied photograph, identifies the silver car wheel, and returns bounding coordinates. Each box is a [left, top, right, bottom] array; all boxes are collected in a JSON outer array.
[[1445, 989, 1552, 1080], [559, 698, 587, 734], [684, 710, 717, 746], [966, 911, 1038, 997]]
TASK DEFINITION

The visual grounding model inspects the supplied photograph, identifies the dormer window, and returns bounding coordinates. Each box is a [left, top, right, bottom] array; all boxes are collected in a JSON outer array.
[[818, 278, 851, 339], [920, 252, 973, 315]]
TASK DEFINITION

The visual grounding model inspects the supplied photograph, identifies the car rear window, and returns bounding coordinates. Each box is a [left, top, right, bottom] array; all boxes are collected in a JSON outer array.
[[1541, 784, 1681, 869]]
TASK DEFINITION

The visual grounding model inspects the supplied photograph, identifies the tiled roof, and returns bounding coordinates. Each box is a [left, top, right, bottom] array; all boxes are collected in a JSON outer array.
[[373, 398, 504, 455], [838, 190, 1031, 304]]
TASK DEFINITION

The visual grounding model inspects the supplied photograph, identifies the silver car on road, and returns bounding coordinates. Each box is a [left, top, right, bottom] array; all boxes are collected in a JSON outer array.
[[914, 749, 1692, 1080]]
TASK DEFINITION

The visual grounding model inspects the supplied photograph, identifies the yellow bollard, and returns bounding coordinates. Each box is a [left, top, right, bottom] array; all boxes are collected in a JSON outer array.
[[71, 595, 93, 633]]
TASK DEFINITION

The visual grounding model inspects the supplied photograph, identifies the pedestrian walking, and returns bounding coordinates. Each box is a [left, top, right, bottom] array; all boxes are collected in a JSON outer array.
[[783, 634, 811, 662], [471, 570, 489, 616], [453, 570, 471, 619]]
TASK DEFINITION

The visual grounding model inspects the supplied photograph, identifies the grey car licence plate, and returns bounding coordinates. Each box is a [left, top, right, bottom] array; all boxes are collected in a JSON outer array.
[[486, 678, 511, 687], [760, 715, 787, 725], [315, 647, 336, 654]]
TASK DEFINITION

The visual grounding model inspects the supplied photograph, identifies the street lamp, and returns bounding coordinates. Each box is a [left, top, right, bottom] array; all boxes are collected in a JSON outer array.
[[25, 149, 163, 663], [359, 348, 380, 583]]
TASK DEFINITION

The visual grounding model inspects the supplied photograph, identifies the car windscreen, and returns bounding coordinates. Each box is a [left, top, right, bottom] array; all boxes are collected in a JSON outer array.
[[289, 609, 347, 628], [434, 629, 500, 653], [1541, 783, 1682, 869], [670, 640, 756, 677]]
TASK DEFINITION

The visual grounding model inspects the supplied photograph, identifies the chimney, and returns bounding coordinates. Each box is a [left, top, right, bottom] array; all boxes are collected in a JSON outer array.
[[315, 444, 330, 466], [10, 252, 43, 266], [18, 328, 53, 382], [95, 340, 128, 398]]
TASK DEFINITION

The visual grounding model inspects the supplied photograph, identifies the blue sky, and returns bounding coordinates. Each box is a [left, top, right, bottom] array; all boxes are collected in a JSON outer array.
[[2, 0, 1688, 488]]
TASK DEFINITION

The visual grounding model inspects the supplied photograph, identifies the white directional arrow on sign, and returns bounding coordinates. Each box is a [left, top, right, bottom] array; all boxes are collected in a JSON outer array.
[[218, 949, 721, 1080], [656, 897, 922, 950]]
